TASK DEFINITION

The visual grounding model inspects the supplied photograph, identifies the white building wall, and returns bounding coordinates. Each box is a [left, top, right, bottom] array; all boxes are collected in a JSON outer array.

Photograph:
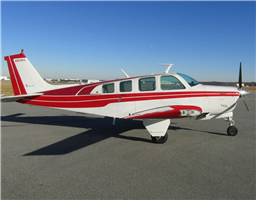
[[0, 76, 10, 80]]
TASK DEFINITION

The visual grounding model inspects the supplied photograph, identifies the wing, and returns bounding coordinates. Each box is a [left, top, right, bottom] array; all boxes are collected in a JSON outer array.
[[125, 105, 202, 119]]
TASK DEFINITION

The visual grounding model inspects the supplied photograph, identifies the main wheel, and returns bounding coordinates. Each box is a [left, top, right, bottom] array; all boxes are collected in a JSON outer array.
[[227, 126, 238, 136], [151, 133, 168, 144]]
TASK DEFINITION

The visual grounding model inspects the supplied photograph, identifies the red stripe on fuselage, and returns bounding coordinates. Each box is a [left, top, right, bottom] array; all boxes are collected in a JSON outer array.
[[17, 91, 240, 108]]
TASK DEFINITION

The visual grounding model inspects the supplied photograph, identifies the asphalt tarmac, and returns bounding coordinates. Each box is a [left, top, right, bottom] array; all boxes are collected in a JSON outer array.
[[1, 93, 255, 199]]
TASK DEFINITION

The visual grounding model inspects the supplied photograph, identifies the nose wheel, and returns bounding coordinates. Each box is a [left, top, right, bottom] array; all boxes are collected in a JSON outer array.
[[227, 126, 238, 136], [227, 117, 238, 136]]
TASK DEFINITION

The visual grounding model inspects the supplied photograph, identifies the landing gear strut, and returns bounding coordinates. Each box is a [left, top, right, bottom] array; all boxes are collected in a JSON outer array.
[[227, 116, 238, 136]]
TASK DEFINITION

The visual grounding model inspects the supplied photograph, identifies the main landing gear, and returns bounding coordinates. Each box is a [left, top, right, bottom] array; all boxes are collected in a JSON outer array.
[[143, 119, 170, 144], [227, 116, 238, 136], [151, 133, 168, 144]]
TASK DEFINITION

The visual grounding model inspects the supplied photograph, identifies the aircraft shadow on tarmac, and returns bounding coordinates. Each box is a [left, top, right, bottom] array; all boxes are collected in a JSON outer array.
[[1, 113, 226, 156]]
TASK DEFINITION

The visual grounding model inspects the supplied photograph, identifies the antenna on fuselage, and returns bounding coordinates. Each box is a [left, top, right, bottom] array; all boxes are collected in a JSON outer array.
[[121, 69, 129, 78], [157, 63, 174, 74]]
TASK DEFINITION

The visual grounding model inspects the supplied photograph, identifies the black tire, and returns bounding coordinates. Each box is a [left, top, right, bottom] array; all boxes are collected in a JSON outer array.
[[227, 126, 238, 136], [151, 132, 168, 144]]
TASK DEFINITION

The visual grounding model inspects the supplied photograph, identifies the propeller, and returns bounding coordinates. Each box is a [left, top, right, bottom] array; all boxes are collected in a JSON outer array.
[[238, 62, 250, 111]]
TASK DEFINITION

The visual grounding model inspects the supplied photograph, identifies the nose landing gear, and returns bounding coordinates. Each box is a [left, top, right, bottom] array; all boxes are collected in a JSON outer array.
[[227, 116, 238, 136]]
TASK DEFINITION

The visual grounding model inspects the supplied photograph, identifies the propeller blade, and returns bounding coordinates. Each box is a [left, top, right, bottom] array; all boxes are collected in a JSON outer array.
[[239, 62, 242, 89], [241, 95, 249, 111], [237, 62, 249, 111]]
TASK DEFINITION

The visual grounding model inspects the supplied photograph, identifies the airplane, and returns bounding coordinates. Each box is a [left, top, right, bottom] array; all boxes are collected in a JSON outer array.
[[1, 49, 250, 143]]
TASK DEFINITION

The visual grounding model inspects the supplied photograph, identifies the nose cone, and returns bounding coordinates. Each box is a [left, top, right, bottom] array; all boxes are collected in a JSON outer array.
[[239, 88, 250, 97]]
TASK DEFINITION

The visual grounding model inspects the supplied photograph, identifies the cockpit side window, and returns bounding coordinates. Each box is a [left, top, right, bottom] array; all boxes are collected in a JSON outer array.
[[177, 73, 200, 87], [161, 75, 185, 90]]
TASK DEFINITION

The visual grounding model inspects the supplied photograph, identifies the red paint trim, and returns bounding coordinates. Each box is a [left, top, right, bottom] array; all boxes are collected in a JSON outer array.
[[10, 58, 27, 95], [17, 91, 239, 108], [4, 50, 27, 95], [43, 84, 99, 95], [4, 56, 20, 95]]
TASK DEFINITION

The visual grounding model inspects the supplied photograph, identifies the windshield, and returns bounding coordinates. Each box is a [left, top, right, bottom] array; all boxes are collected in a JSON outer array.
[[177, 73, 200, 87]]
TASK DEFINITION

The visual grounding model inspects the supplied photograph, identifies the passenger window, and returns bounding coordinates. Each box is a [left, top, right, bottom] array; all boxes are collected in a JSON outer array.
[[120, 80, 132, 92], [102, 83, 114, 93], [161, 76, 185, 90], [139, 77, 156, 91]]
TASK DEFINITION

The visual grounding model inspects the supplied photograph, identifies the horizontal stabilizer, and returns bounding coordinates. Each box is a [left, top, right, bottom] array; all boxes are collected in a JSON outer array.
[[1, 93, 43, 102]]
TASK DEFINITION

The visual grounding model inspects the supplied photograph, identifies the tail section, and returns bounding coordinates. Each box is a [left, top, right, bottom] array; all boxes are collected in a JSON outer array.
[[4, 50, 59, 95]]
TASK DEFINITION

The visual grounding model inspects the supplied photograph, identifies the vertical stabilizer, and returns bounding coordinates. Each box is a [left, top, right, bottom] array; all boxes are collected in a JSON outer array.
[[4, 50, 57, 95]]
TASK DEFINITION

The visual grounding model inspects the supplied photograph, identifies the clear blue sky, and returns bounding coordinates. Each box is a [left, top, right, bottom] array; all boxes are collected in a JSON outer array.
[[1, 1, 255, 81]]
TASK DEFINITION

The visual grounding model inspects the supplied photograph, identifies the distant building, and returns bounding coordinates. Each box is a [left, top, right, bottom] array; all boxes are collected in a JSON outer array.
[[44, 78, 60, 81], [81, 79, 101, 83], [44, 78, 101, 84], [87, 80, 101, 83], [0, 76, 10, 80]]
